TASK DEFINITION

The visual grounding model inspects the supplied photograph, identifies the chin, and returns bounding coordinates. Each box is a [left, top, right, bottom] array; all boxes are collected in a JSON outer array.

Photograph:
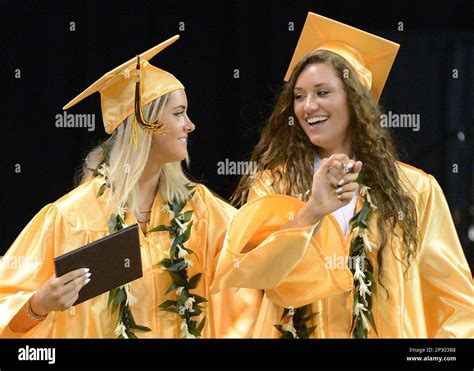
[[162, 152, 187, 165], [175, 151, 188, 162], [307, 135, 323, 147]]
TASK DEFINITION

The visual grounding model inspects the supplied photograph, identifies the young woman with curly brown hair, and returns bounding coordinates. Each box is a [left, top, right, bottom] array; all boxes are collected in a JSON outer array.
[[210, 13, 473, 339]]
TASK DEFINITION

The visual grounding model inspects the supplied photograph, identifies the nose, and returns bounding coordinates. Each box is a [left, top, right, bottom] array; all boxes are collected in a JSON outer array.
[[185, 117, 195, 133], [304, 95, 319, 112]]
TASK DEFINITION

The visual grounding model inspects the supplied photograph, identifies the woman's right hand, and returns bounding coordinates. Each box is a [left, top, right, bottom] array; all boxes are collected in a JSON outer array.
[[30, 268, 91, 316], [308, 154, 362, 220]]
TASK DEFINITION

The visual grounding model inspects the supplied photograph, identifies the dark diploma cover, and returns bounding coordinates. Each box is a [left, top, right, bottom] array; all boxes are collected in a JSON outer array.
[[54, 224, 143, 305]]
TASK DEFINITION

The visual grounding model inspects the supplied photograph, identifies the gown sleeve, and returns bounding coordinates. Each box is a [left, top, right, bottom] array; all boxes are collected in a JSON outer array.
[[210, 173, 353, 309], [417, 176, 474, 338], [0, 204, 59, 336], [195, 186, 262, 338]]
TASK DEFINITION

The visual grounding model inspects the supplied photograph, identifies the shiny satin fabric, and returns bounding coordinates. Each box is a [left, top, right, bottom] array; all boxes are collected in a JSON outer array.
[[0, 177, 260, 338], [315, 41, 372, 91], [283, 12, 399, 102], [211, 162, 474, 338], [63, 35, 184, 134]]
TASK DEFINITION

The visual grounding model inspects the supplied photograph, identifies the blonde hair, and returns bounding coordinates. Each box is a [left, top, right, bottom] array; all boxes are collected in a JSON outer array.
[[79, 93, 194, 215]]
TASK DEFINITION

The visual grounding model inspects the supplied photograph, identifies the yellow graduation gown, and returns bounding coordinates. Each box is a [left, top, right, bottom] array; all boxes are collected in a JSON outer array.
[[210, 162, 474, 338], [0, 177, 260, 338]]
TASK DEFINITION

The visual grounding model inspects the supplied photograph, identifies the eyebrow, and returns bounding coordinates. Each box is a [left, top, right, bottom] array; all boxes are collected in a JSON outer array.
[[172, 105, 186, 110], [294, 83, 329, 91]]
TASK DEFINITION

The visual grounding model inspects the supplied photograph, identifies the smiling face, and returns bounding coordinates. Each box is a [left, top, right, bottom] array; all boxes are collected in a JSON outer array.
[[150, 89, 195, 164], [293, 63, 352, 158]]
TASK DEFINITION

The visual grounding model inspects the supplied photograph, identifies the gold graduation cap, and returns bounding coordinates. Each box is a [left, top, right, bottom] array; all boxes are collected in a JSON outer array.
[[63, 35, 184, 134], [284, 12, 400, 101]]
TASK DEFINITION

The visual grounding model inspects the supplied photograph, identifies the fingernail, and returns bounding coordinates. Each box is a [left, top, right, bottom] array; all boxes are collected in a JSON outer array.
[[84, 268, 90, 273], [85, 273, 91, 278], [337, 195, 342, 200], [329, 154, 334, 160], [336, 187, 342, 194], [84, 278, 91, 285], [338, 179, 344, 186]]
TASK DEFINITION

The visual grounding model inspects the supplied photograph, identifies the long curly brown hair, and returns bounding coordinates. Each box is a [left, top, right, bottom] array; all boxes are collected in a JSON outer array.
[[232, 50, 419, 290]]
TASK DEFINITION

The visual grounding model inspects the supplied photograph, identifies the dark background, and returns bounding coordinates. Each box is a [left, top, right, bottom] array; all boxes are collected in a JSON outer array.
[[1, 0, 473, 273]]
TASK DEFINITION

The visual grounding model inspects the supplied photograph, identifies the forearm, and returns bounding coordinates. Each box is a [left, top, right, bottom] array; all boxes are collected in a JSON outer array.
[[8, 296, 48, 334], [283, 201, 323, 233]]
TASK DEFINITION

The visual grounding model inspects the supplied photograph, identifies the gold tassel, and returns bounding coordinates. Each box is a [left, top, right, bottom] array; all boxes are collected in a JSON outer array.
[[133, 55, 166, 137], [133, 116, 138, 150]]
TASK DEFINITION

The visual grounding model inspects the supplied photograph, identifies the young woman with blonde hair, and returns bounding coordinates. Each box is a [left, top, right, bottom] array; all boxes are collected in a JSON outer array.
[[0, 35, 259, 339]]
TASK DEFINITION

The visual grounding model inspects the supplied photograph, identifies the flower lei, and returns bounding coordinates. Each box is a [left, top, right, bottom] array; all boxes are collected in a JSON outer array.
[[148, 188, 207, 338], [348, 182, 378, 338], [90, 159, 151, 338], [92, 157, 204, 338], [274, 305, 317, 339], [274, 190, 317, 339]]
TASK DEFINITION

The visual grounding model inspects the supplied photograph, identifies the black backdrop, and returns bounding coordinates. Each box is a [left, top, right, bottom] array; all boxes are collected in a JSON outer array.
[[1, 0, 473, 273]]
